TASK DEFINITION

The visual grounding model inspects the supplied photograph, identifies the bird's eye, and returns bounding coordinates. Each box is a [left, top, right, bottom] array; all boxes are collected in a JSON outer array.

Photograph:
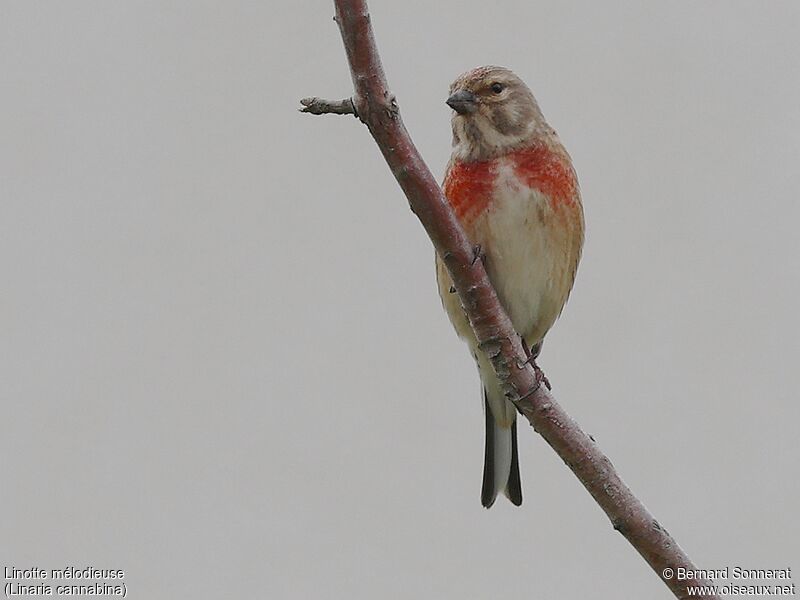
[[490, 82, 504, 94]]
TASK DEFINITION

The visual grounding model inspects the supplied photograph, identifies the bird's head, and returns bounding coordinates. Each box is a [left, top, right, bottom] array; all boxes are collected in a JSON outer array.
[[447, 66, 548, 161]]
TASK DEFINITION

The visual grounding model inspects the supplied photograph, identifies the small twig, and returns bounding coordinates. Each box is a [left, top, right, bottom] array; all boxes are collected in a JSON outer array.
[[299, 96, 357, 116]]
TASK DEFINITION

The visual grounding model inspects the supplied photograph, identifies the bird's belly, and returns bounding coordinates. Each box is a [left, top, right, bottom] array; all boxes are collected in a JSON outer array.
[[467, 183, 575, 345]]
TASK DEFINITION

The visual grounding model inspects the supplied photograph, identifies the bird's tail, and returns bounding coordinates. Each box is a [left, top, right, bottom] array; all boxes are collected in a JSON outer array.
[[481, 389, 522, 508]]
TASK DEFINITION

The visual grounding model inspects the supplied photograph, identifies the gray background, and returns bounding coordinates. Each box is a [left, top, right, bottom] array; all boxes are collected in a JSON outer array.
[[1, 1, 798, 598]]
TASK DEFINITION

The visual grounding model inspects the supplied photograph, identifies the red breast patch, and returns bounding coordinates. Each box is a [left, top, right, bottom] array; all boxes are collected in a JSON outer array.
[[508, 145, 578, 207], [444, 143, 577, 225], [443, 158, 496, 224]]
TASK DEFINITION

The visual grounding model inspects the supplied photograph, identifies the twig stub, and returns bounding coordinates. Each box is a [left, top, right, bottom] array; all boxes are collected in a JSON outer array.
[[299, 97, 357, 117]]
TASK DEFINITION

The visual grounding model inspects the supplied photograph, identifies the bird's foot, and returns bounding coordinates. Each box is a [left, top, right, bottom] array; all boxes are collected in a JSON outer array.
[[533, 362, 551, 391], [515, 340, 542, 368], [516, 358, 552, 404], [516, 353, 536, 368], [471, 244, 484, 265]]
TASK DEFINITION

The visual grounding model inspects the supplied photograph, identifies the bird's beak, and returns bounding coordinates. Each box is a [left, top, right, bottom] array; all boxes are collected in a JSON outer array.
[[446, 90, 478, 115]]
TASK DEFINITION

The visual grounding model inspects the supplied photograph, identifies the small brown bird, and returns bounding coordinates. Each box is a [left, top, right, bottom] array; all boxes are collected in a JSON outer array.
[[436, 66, 584, 507]]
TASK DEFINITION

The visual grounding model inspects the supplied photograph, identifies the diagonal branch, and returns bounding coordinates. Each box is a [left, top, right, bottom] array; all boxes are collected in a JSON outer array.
[[301, 1, 718, 598]]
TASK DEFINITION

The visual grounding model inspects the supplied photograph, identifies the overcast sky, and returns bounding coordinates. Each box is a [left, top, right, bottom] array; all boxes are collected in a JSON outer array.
[[1, 2, 799, 598]]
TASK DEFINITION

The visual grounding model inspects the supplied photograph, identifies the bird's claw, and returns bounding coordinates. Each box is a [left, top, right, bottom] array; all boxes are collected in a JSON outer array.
[[533, 363, 551, 391], [515, 340, 541, 369], [471, 244, 484, 265], [517, 359, 552, 402]]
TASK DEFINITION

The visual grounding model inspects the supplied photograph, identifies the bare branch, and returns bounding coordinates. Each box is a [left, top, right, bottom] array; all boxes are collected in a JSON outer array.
[[299, 96, 356, 116], [301, 1, 718, 598]]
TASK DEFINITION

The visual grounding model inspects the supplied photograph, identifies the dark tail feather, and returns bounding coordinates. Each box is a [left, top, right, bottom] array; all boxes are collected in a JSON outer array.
[[506, 419, 523, 506], [481, 395, 496, 508], [481, 391, 523, 508]]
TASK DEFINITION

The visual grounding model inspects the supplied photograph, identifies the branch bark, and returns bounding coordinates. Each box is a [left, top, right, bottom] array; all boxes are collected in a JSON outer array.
[[301, 2, 718, 598]]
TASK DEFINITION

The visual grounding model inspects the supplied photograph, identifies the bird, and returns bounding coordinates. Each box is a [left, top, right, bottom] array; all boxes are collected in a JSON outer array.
[[436, 66, 584, 508]]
